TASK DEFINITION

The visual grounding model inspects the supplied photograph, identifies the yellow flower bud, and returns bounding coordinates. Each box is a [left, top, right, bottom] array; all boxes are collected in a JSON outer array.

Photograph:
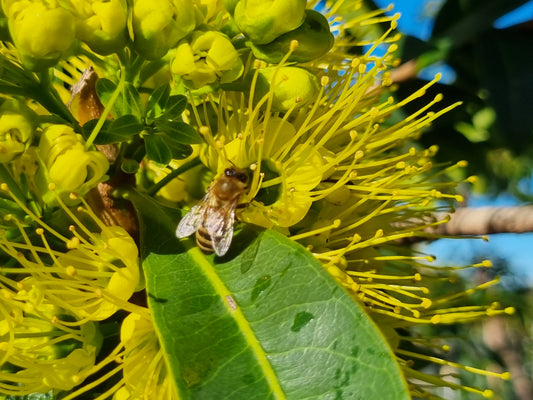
[[0, 99, 36, 163], [171, 30, 244, 88], [255, 66, 319, 112], [233, 0, 306, 44], [71, 0, 128, 55], [6, 0, 76, 70], [196, 0, 225, 23], [132, 0, 196, 60], [38, 124, 108, 193], [247, 9, 334, 63]]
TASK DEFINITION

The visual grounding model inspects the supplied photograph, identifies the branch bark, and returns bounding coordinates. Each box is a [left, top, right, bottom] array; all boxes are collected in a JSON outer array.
[[433, 206, 533, 236]]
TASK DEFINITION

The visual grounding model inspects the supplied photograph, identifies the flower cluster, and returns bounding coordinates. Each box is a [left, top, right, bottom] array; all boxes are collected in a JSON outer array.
[[0, 0, 513, 399]]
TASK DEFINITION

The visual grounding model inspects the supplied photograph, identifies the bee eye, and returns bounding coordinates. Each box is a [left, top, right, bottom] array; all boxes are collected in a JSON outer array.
[[237, 173, 248, 183], [224, 168, 234, 177]]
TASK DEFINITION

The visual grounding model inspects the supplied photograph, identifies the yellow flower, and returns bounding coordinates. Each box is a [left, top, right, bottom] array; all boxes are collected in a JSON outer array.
[[0, 181, 144, 397], [132, 0, 196, 60], [70, 0, 128, 55], [5, 0, 76, 70], [116, 313, 174, 399], [171, 29, 244, 89], [38, 124, 109, 195], [0, 98, 36, 163], [0, 281, 100, 395]]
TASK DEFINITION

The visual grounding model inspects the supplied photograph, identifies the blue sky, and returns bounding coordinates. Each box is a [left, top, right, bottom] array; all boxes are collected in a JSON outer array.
[[373, 0, 533, 285]]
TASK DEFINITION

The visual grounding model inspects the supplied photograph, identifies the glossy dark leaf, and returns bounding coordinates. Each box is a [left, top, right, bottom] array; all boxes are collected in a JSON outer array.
[[165, 141, 193, 160], [145, 83, 171, 120], [160, 95, 188, 119], [144, 134, 172, 165], [155, 119, 202, 144], [109, 114, 143, 139]]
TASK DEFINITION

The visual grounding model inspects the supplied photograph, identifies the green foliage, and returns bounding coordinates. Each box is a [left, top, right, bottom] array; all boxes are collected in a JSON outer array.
[[90, 80, 200, 164]]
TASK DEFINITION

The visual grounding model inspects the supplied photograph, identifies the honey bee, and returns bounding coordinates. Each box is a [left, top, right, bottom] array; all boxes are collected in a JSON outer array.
[[175, 167, 249, 256]]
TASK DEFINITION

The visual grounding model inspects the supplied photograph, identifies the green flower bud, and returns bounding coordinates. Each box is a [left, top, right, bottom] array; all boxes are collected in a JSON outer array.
[[255, 66, 319, 112], [247, 9, 333, 63], [6, 0, 76, 70], [132, 0, 196, 60], [38, 124, 108, 193], [0, 99, 36, 163], [233, 0, 306, 44], [171, 30, 244, 89], [71, 0, 128, 55]]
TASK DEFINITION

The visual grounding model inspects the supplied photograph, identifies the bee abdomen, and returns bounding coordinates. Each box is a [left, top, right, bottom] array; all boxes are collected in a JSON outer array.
[[196, 227, 214, 254]]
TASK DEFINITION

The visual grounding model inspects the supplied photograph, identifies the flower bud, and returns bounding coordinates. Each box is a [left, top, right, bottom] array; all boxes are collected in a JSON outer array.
[[6, 0, 76, 70], [233, 0, 306, 44], [247, 9, 333, 63], [195, 0, 225, 23], [71, 0, 128, 55], [0, 98, 36, 163], [255, 66, 319, 112], [171, 30, 244, 88], [132, 0, 196, 60], [38, 124, 108, 193]]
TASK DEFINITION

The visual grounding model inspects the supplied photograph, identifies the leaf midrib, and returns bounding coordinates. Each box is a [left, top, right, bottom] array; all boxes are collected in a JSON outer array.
[[190, 246, 286, 400]]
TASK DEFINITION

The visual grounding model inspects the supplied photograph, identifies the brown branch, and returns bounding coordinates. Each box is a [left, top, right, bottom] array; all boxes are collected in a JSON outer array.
[[69, 67, 139, 241], [433, 206, 533, 236]]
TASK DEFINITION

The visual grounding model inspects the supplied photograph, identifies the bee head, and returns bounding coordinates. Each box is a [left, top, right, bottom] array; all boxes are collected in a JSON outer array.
[[224, 167, 248, 184]]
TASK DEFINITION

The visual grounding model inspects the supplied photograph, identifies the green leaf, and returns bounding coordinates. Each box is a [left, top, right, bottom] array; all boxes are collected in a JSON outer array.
[[85, 117, 142, 144], [85, 115, 142, 144], [166, 141, 193, 160], [110, 114, 143, 137], [146, 84, 171, 120], [129, 191, 409, 400], [155, 119, 202, 145], [96, 79, 143, 119], [82, 119, 113, 144], [95, 78, 115, 108], [144, 134, 172, 165], [160, 95, 188, 119]]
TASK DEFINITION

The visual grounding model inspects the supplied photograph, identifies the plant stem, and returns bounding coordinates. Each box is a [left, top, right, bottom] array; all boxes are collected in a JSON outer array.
[[146, 157, 203, 196]]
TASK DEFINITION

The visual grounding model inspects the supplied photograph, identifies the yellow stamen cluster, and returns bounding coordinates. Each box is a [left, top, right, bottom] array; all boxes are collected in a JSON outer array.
[[0, 182, 143, 396]]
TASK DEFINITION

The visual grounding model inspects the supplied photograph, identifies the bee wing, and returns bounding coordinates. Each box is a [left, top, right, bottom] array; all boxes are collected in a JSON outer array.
[[176, 203, 205, 238], [205, 207, 236, 257]]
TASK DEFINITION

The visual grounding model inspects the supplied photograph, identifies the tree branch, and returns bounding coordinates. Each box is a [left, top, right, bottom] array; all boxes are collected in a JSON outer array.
[[434, 206, 533, 236]]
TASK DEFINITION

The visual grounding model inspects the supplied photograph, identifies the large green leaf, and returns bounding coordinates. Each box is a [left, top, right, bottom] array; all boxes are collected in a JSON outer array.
[[129, 191, 409, 400]]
